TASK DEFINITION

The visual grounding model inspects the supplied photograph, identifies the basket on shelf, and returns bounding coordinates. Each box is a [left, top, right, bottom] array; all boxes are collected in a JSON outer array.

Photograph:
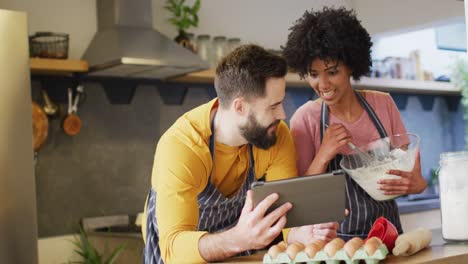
[[29, 32, 69, 59]]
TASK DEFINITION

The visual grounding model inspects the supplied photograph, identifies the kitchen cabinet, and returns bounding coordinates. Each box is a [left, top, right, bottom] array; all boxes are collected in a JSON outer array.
[[170, 69, 459, 96]]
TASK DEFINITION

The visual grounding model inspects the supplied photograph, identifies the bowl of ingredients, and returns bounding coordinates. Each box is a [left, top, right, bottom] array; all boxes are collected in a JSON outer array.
[[340, 133, 420, 201]]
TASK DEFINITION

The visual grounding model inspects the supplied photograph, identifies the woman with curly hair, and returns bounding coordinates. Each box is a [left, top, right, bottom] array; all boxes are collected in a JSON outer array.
[[283, 7, 427, 243]]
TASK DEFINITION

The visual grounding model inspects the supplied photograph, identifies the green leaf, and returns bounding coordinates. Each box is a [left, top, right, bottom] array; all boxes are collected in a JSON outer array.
[[175, 2, 182, 16], [193, 14, 199, 27], [104, 243, 126, 264], [192, 0, 201, 13], [165, 0, 200, 31], [168, 18, 180, 26], [167, 0, 177, 7], [164, 5, 176, 14], [183, 6, 191, 13]]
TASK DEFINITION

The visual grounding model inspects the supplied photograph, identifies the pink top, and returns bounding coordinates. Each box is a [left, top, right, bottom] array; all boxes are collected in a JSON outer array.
[[290, 90, 407, 176]]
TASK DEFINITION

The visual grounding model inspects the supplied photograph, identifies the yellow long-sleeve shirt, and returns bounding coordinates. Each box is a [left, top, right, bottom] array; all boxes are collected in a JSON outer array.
[[142, 99, 297, 263]]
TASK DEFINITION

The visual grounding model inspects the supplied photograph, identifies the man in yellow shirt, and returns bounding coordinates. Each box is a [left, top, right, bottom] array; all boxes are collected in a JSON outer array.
[[143, 44, 300, 263]]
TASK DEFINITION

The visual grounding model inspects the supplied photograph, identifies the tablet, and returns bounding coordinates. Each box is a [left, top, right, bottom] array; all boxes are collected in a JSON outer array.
[[251, 170, 346, 228]]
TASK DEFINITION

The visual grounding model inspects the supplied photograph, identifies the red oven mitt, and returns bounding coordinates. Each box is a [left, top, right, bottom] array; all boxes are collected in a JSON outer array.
[[366, 217, 398, 251]]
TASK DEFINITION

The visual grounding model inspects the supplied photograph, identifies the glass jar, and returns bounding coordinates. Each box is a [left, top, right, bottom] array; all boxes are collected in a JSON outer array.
[[227, 38, 241, 53], [212, 36, 228, 68], [439, 151, 468, 242], [195, 35, 212, 63]]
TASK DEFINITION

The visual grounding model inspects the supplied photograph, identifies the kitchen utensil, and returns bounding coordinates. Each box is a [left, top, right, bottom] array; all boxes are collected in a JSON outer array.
[[32, 101, 48, 151], [41, 89, 58, 117], [366, 217, 398, 251], [340, 133, 420, 201], [347, 141, 375, 166], [62, 87, 82, 136]]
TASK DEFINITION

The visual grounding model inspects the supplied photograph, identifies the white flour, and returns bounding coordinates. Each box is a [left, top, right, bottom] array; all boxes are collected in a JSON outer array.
[[440, 188, 468, 240], [344, 148, 416, 201], [439, 154, 468, 241]]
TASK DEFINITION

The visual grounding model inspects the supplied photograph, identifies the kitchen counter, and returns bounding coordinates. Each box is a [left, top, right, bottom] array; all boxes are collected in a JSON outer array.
[[221, 229, 468, 264]]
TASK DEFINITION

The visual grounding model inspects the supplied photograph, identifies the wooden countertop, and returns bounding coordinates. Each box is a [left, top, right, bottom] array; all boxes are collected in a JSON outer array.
[[221, 229, 468, 264], [30, 58, 88, 75]]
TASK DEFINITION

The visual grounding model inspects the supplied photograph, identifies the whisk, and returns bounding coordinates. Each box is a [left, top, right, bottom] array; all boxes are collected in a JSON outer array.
[[347, 142, 375, 166]]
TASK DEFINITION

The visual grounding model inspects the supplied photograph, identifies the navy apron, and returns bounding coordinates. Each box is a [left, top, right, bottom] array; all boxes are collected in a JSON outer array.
[[143, 112, 257, 263], [320, 92, 403, 240]]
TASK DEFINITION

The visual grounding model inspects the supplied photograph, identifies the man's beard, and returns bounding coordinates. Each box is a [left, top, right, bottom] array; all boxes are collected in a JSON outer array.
[[239, 112, 280, 150]]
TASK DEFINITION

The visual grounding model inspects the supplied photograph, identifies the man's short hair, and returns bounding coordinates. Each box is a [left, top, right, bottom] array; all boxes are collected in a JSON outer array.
[[214, 44, 287, 109]]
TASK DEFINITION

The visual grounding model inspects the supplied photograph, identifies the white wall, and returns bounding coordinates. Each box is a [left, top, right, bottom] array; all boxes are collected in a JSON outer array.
[[372, 27, 465, 78], [2, 0, 464, 58], [0, 0, 96, 60], [352, 0, 465, 37], [0, 0, 353, 58], [153, 0, 352, 50]]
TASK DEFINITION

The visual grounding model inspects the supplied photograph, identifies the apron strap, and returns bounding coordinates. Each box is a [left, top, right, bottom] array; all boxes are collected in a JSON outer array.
[[320, 91, 388, 142], [209, 110, 256, 181], [355, 92, 388, 138]]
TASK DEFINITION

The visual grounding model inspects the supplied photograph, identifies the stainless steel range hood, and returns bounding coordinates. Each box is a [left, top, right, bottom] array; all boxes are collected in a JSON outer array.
[[82, 0, 208, 79]]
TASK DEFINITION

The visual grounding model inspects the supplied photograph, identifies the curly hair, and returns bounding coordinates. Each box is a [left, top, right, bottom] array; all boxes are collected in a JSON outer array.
[[215, 44, 287, 109], [282, 7, 372, 81]]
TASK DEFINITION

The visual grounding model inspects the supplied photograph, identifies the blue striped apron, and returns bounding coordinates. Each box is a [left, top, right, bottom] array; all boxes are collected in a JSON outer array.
[[320, 92, 403, 240], [143, 113, 257, 263]]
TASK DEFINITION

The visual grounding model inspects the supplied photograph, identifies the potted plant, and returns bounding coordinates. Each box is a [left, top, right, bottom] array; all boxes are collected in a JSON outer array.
[[451, 58, 468, 149], [68, 227, 125, 264], [164, 0, 201, 51]]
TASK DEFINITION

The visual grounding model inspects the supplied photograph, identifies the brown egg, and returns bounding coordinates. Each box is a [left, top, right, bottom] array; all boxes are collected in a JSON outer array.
[[304, 243, 321, 258], [311, 239, 326, 250], [286, 242, 305, 259], [277, 241, 288, 250], [364, 237, 383, 256], [268, 245, 284, 258], [324, 238, 345, 257], [344, 237, 364, 257]]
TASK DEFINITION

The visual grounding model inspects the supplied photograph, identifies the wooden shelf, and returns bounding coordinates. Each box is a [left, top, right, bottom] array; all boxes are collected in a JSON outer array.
[[30, 58, 88, 75], [171, 69, 460, 96]]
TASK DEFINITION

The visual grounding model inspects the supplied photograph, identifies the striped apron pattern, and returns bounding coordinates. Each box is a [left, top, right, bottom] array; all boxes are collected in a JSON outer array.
[[143, 114, 257, 263], [320, 92, 403, 240]]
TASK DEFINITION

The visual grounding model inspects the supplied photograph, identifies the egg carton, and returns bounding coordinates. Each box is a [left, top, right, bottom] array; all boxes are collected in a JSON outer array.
[[263, 244, 388, 264]]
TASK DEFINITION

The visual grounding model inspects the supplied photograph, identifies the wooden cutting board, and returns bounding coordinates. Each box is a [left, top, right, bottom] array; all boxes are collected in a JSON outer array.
[[32, 102, 48, 152]]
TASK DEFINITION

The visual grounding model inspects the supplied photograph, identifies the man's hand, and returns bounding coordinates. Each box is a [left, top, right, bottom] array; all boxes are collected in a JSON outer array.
[[231, 190, 292, 251], [198, 190, 291, 262], [377, 151, 427, 195], [287, 222, 339, 245]]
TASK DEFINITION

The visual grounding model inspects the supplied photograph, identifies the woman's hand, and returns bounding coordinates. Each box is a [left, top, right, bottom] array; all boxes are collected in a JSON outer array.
[[305, 123, 352, 175], [316, 123, 352, 164], [377, 152, 427, 195]]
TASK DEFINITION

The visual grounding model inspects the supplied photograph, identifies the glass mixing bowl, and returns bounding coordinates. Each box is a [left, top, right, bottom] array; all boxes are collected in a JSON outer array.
[[339, 133, 420, 201]]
